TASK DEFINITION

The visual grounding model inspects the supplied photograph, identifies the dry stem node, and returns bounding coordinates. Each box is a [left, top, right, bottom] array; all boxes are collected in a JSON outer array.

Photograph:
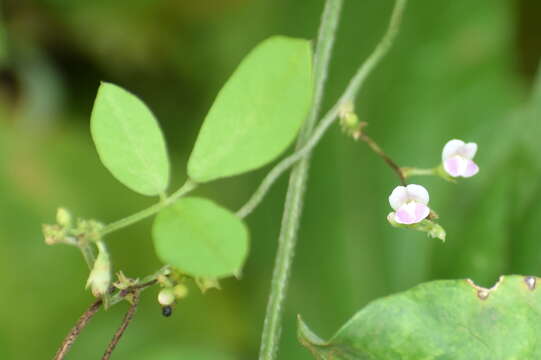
[[466, 276, 504, 300], [524, 276, 537, 290]]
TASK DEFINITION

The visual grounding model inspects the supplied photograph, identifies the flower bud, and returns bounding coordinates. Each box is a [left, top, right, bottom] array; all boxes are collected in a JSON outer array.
[[86, 242, 111, 297], [158, 288, 175, 306], [56, 208, 72, 228], [173, 284, 188, 299]]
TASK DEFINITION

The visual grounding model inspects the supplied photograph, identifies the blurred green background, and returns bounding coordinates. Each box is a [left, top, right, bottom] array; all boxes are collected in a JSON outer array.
[[0, 0, 540, 359]]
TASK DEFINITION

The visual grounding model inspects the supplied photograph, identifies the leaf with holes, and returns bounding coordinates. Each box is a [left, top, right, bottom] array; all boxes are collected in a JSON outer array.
[[299, 275, 541, 359], [187, 36, 313, 183], [91, 82, 170, 196], [152, 197, 249, 278]]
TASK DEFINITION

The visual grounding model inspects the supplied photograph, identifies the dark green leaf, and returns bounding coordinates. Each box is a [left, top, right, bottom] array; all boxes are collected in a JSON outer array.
[[299, 275, 541, 359]]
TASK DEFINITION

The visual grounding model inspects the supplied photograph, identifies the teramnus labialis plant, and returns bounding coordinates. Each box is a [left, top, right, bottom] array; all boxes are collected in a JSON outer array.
[[42, 0, 541, 359]]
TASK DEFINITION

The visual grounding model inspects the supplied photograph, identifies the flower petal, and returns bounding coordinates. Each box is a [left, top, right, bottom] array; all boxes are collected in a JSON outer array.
[[460, 142, 477, 160], [395, 202, 429, 224], [395, 204, 415, 224], [442, 139, 465, 161], [389, 186, 408, 210], [413, 202, 430, 223], [462, 159, 479, 177], [443, 156, 461, 177], [405, 184, 429, 205]]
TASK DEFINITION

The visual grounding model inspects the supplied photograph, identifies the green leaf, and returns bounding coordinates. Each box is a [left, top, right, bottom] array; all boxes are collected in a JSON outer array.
[[91, 82, 170, 196], [187, 36, 313, 183], [152, 197, 249, 278], [299, 275, 541, 359]]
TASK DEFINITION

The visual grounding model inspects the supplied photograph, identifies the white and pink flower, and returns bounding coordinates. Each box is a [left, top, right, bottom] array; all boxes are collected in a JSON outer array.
[[388, 184, 430, 225], [442, 139, 479, 178]]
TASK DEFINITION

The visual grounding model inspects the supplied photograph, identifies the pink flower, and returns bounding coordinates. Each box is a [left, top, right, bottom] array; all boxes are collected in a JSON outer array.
[[388, 184, 430, 225], [442, 139, 479, 178]]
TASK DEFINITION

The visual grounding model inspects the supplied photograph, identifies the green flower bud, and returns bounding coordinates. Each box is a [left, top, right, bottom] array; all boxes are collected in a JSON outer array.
[[86, 242, 111, 297], [56, 208, 72, 228], [173, 284, 188, 299]]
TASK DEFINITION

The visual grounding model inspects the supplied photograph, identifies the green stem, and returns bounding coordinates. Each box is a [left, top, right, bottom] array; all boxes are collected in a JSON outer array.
[[258, 0, 343, 359], [79, 244, 96, 270], [402, 167, 438, 177], [101, 180, 197, 236], [258, 1, 408, 359], [402, 165, 456, 182], [237, 0, 408, 219]]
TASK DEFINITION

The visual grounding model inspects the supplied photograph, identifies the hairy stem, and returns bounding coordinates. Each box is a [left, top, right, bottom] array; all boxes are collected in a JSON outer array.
[[237, 0, 408, 219], [102, 292, 140, 360], [53, 265, 168, 360], [54, 299, 103, 360], [101, 180, 197, 236], [258, 1, 408, 359], [258, 0, 343, 359]]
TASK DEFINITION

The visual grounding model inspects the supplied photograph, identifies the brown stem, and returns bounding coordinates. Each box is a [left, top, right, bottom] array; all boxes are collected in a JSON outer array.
[[357, 131, 406, 186], [102, 291, 140, 360], [54, 299, 103, 360], [111, 279, 157, 306]]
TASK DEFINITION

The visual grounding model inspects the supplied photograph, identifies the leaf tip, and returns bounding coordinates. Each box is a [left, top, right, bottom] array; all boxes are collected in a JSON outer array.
[[297, 315, 326, 348]]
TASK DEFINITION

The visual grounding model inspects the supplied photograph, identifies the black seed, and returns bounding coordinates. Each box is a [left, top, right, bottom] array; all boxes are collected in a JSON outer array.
[[162, 306, 173, 317]]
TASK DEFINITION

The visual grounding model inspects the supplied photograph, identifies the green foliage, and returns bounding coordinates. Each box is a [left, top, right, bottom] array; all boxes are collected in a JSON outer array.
[[152, 197, 249, 278], [138, 347, 235, 360], [299, 275, 541, 359], [187, 36, 313, 183], [91, 82, 170, 196]]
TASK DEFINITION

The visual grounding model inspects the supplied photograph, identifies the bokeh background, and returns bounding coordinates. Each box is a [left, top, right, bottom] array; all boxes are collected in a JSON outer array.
[[1, 0, 540, 359]]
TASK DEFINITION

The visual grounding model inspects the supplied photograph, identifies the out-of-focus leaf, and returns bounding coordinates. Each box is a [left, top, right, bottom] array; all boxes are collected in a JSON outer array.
[[138, 347, 235, 360], [299, 275, 541, 359], [91, 82, 170, 196], [187, 36, 313, 183], [523, 62, 541, 171], [152, 197, 249, 278]]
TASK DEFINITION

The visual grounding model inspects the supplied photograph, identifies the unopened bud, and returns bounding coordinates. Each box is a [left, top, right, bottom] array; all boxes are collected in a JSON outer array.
[[173, 284, 188, 299], [86, 242, 111, 297], [56, 208, 72, 228]]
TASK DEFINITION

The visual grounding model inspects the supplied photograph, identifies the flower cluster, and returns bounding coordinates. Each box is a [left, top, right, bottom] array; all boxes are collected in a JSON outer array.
[[387, 139, 479, 240]]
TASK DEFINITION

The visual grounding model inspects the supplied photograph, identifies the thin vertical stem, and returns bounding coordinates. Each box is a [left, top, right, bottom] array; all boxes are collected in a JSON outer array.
[[258, 0, 343, 359], [102, 292, 140, 360], [258, 1, 408, 359], [79, 243, 96, 270], [236, 0, 408, 219], [54, 299, 103, 360]]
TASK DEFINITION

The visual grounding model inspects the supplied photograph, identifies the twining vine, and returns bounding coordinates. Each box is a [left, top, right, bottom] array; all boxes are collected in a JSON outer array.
[[43, 0, 480, 358]]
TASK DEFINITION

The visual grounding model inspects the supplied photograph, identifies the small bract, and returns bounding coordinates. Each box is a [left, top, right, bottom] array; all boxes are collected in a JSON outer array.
[[388, 184, 430, 225], [442, 139, 479, 178]]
